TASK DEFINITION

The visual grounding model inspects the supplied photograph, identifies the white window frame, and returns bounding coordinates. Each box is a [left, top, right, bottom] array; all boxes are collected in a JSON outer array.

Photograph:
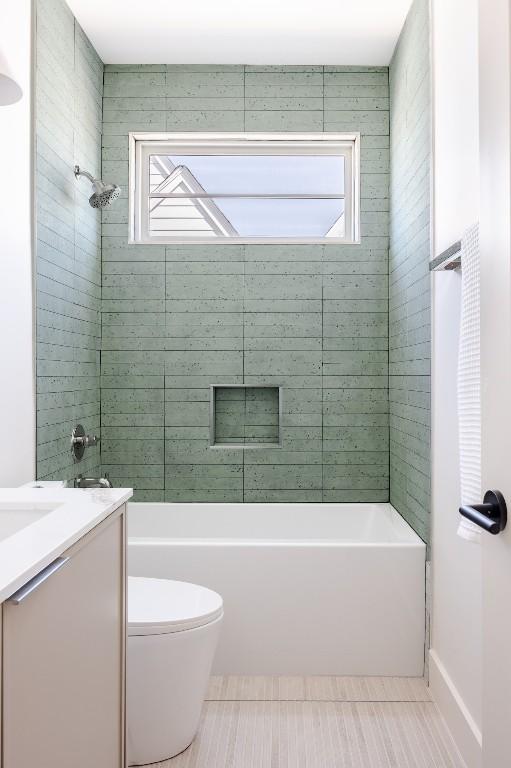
[[129, 132, 361, 245]]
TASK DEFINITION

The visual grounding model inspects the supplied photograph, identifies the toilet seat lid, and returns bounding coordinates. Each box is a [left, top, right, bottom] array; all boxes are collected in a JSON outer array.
[[128, 577, 223, 636]]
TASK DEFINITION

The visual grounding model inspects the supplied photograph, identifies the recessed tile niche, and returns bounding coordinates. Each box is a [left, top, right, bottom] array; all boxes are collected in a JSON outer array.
[[210, 386, 282, 448]]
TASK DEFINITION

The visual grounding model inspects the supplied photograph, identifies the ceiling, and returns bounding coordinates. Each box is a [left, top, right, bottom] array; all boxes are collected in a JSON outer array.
[[65, 0, 414, 65]]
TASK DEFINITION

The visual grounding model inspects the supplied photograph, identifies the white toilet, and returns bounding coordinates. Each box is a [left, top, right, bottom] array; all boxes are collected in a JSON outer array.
[[127, 577, 223, 766]]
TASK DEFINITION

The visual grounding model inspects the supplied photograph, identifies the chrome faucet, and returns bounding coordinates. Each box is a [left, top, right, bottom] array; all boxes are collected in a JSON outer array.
[[74, 473, 113, 489]]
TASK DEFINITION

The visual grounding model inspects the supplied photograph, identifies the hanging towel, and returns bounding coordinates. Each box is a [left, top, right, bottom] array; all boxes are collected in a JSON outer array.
[[457, 223, 482, 542]]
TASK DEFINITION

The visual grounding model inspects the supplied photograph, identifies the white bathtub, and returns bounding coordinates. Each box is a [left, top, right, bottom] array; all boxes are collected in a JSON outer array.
[[128, 503, 426, 676]]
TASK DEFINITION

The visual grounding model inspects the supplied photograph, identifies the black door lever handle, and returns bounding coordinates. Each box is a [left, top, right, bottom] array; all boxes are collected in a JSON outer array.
[[459, 490, 507, 535]]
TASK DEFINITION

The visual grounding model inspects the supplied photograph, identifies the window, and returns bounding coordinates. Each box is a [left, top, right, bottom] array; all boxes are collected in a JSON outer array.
[[129, 133, 360, 245]]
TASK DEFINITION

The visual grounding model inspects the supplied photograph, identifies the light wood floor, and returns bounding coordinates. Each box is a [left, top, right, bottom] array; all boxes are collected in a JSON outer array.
[[156, 676, 463, 768]]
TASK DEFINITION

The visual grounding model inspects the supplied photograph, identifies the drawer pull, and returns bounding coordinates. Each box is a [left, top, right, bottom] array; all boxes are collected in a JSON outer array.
[[8, 557, 70, 605]]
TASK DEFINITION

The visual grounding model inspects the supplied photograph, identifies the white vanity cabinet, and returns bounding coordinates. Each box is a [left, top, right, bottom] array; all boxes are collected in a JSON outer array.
[[1, 505, 126, 768]]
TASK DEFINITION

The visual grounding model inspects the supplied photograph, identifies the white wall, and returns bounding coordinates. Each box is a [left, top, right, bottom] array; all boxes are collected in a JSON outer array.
[[430, 0, 482, 765], [432, 0, 479, 255], [0, 0, 36, 486]]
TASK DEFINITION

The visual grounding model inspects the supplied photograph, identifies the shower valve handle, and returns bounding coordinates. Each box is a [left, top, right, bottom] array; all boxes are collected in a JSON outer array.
[[70, 424, 100, 462], [71, 433, 99, 448], [459, 489, 507, 534]]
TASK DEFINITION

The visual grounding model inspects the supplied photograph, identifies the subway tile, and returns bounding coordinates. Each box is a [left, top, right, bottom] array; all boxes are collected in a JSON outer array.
[[244, 111, 323, 131], [244, 72, 323, 94], [164, 489, 243, 502], [165, 111, 244, 131], [166, 274, 243, 300], [164, 351, 243, 376], [166, 97, 244, 111], [245, 275, 322, 301], [323, 427, 389, 451], [103, 71, 166, 97], [322, 450, 389, 466], [245, 245, 322, 262], [131, 490, 165, 502], [244, 450, 321, 465], [165, 464, 243, 491], [165, 439, 242, 465], [166, 299, 244, 313], [323, 350, 388, 376], [165, 401, 210, 427], [244, 351, 322, 377], [245, 97, 323, 111], [101, 426, 165, 440], [166, 245, 245, 262], [244, 313, 322, 338], [244, 299, 322, 313], [243, 490, 323, 502], [101, 439, 164, 465], [244, 465, 323, 490], [245, 65, 323, 73], [166, 71, 244, 97]]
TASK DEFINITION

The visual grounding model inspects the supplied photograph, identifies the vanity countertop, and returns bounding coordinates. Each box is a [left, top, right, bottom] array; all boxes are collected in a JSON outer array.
[[0, 486, 132, 603]]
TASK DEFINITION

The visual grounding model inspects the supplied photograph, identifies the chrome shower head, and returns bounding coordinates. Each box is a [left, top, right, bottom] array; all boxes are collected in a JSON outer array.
[[74, 165, 121, 209]]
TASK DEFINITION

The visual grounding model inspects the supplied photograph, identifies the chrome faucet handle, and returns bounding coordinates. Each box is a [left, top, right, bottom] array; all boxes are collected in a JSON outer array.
[[70, 424, 100, 462]]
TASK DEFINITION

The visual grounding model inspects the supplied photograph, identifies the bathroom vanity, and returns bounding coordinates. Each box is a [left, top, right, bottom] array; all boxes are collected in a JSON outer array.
[[0, 486, 132, 768]]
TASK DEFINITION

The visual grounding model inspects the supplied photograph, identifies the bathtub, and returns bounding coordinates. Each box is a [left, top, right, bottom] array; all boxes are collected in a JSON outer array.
[[128, 503, 426, 676]]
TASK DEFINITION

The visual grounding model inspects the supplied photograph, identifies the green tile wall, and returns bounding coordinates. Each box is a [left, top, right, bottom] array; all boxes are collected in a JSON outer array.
[[101, 64, 390, 503], [35, 0, 103, 480], [389, 0, 431, 542]]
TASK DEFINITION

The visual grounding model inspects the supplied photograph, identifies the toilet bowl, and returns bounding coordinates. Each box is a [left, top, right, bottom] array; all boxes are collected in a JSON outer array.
[[127, 577, 223, 766]]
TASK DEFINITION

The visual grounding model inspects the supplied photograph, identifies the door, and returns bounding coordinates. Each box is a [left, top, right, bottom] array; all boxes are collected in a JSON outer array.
[[2, 510, 125, 768], [479, 1, 511, 765]]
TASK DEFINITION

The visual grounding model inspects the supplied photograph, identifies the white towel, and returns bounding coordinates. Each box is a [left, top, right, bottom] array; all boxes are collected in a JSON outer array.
[[457, 224, 482, 542]]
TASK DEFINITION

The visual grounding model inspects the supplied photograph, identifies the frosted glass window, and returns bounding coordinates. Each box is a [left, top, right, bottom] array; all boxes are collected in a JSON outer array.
[[131, 133, 359, 244]]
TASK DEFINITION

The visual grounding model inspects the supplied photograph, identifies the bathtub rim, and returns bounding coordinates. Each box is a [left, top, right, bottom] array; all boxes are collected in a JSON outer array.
[[127, 501, 426, 549]]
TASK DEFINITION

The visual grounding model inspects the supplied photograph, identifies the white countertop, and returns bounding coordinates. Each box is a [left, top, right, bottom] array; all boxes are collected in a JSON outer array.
[[0, 486, 132, 603]]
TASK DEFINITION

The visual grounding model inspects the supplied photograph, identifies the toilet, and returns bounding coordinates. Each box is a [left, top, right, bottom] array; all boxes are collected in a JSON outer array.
[[127, 577, 223, 766]]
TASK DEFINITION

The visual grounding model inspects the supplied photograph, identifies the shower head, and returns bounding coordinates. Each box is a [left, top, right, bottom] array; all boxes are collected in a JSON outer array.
[[74, 165, 121, 209]]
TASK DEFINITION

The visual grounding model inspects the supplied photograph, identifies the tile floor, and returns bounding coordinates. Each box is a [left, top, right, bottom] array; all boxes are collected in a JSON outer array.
[[156, 676, 463, 767]]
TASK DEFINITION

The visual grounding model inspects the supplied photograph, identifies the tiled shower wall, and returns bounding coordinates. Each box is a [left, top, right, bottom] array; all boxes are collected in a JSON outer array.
[[35, 0, 103, 480], [100, 65, 391, 502], [389, 0, 431, 542]]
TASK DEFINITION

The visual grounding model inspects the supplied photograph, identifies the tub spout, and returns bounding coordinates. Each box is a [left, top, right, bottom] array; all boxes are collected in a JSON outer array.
[[74, 473, 113, 489]]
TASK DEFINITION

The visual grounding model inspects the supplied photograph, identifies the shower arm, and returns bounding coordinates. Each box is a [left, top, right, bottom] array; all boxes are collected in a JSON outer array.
[[74, 165, 95, 184]]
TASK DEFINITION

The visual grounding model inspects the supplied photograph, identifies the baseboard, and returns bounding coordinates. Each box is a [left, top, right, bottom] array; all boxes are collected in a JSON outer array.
[[429, 649, 482, 768]]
